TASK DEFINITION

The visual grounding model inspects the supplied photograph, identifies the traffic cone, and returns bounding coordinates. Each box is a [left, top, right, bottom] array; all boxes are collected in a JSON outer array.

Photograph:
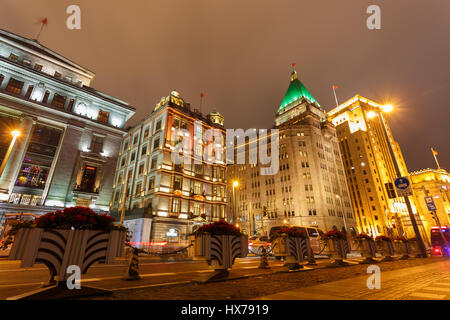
[[258, 246, 270, 269], [122, 247, 141, 281]]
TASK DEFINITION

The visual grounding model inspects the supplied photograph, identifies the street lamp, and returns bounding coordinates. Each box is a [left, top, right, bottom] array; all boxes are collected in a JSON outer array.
[[379, 105, 427, 257], [0, 130, 21, 178], [232, 180, 239, 225]]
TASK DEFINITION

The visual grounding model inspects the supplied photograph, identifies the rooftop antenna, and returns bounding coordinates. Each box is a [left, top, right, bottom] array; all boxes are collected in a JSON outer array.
[[35, 17, 48, 41], [200, 92, 205, 114]]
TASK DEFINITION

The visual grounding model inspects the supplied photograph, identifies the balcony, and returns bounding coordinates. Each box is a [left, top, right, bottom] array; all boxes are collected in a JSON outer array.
[[74, 184, 99, 194]]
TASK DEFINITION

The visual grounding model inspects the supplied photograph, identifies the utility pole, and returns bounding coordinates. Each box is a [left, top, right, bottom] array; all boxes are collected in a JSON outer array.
[[379, 111, 427, 257]]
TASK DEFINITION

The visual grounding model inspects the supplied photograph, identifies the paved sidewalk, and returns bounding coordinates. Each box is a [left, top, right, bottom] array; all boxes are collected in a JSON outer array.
[[257, 259, 450, 300]]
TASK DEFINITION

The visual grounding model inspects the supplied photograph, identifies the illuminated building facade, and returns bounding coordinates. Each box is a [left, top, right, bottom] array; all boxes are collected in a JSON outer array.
[[0, 29, 135, 223], [109, 91, 226, 245], [226, 70, 356, 236], [328, 95, 428, 239], [410, 168, 450, 232]]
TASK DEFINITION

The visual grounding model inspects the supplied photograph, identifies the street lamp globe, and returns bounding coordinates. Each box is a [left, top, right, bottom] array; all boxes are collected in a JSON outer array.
[[382, 104, 393, 113], [233, 181, 239, 187], [11, 130, 20, 138]]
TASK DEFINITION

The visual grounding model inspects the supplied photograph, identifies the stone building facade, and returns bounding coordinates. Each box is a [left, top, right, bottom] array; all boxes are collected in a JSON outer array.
[[0, 28, 135, 225], [226, 70, 356, 236]]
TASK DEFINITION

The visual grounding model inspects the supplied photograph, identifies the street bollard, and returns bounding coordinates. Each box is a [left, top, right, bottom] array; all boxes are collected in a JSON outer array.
[[258, 246, 270, 269], [122, 247, 141, 281]]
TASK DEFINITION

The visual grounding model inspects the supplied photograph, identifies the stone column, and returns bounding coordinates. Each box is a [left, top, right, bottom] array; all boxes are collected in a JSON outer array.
[[0, 116, 34, 200]]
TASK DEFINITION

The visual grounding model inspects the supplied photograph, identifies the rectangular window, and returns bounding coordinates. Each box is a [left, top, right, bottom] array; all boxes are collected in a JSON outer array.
[[135, 183, 142, 196], [153, 138, 160, 150], [172, 199, 180, 213], [97, 110, 109, 123], [51, 93, 67, 108], [9, 53, 18, 62], [141, 145, 147, 155], [90, 135, 104, 153], [174, 176, 182, 190], [138, 163, 144, 176], [151, 157, 157, 169], [34, 64, 43, 71], [148, 177, 155, 190], [5, 78, 24, 95], [194, 182, 201, 195], [155, 120, 161, 132]]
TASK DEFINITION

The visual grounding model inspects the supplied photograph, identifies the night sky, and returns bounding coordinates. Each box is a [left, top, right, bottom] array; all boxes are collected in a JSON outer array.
[[1, 0, 449, 172]]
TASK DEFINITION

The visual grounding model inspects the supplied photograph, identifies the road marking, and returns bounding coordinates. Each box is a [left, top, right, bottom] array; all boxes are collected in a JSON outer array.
[[424, 286, 450, 293], [196, 270, 214, 273], [80, 278, 102, 282], [0, 282, 45, 288], [111, 281, 191, 291], [432, 282, 450, 286], [409, 292, 446, 299], [242, 266, 257, 269], [141, 273, 176, 277]]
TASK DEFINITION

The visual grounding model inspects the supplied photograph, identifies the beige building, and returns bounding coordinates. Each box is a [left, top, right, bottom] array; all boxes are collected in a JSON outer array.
[[226, 70, 356, 236], [410, 168, 450, 234], [109, 91, 227, 245], [328, 95, 429, 239]]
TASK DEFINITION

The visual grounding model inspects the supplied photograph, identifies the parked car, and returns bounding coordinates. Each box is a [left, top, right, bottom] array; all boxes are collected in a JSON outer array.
[[248, 235, 271, 255]]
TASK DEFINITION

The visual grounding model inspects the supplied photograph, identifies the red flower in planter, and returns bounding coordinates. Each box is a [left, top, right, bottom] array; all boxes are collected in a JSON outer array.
[[393, 236, 407, 242], [272, 227, 307, 238], [355, 233, 373, 240], [193, 219, 242, 236], [375, 235, 391, 241], [322, 230, 347, 240], [34, 206, 117, 230]]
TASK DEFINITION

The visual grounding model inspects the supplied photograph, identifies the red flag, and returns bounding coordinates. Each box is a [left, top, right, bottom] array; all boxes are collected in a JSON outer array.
[[292, 62, 296, 67], [333, 85, 338, 90], [40, 17, 48, 26], [200, 93, 204, 98]]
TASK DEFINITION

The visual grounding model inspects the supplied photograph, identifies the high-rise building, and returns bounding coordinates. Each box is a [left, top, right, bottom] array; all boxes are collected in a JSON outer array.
[[328, 95, 429, 239], [109, 91, 226, 245], [410, 168, 450, 232], [226, 70, 356, 236], [0, 29, 134, 224]]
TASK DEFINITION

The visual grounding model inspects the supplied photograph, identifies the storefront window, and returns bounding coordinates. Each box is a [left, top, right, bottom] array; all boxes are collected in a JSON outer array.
[[14, 124, 62, 190]]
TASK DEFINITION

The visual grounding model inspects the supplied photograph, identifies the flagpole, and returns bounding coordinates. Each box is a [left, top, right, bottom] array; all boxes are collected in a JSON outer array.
[[431, 147, 441, 170], [332, 86, 339, 107], [35, 18, 48, 41]]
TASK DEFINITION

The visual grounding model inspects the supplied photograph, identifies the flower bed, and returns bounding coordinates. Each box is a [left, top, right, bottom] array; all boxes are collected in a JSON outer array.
[[375, 235, 395, 260], [189, 220, 247, 280], [5, 207, 127, 292], [353, 234, 377, 263], [322, 230, 349, 267], [271, 227, 310, 270]]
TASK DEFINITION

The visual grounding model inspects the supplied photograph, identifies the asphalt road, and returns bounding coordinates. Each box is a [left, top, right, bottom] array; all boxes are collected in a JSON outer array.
[[0, 256, 293, 299]]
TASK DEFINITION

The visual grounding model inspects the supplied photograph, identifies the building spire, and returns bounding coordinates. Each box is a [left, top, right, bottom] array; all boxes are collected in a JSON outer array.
[[278, 65, 320, 113]]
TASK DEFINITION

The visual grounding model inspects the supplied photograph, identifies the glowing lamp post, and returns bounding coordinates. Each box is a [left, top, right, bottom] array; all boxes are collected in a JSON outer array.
[[0, 130, 21, 178], [232, 181, 239, 225]]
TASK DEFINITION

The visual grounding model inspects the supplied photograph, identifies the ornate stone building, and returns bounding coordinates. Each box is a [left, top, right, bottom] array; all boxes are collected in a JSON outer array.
[[226, 70, 356, 236], [0, 28, 135, 225], [109, 91, 226, 245]]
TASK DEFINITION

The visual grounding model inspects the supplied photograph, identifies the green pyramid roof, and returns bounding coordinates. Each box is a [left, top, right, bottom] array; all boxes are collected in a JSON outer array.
[[278, 71, 320, 113]]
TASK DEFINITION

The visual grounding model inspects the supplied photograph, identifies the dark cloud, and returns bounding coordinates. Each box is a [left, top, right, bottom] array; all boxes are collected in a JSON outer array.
[[1, 0, 449, 171]]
